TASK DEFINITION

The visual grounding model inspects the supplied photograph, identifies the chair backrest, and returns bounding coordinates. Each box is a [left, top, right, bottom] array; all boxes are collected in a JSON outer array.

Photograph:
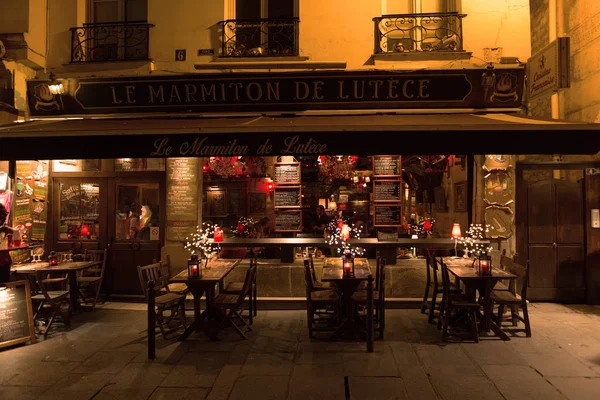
[[84, 249, 108, 278], [303, 259, 315, 293], [235, 259, 256, 305], [379, 258, 386, 301], [500, 255, 529, 301], [439, 260, 452, 311], [309, 256, 318, 283], [431, 255, 441, 288], [137, 262, 167, 299], [55, 251, 72, 263], [159, 255, 173, 282]]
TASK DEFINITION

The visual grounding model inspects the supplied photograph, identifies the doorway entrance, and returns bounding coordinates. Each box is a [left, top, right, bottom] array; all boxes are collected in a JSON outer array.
[[51, 174, 164, 297], [517, 165, 590, 302]]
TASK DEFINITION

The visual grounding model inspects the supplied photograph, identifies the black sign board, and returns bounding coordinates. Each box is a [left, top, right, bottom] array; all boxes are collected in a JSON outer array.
[[275, 211, 302, 232], [0, 280, 36, 349], [273, 162, 301, 185], [27, 68, 526, 116], [274, 186, 302, 209], [373, 180, 402, 202], [373, 204, 402, 227], [373, 156, 401, 177]]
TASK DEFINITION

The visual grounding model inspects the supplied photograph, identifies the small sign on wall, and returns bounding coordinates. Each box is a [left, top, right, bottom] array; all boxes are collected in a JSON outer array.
[[150, 227, 160, 241], [198, 49, 214, 56], [175, 49, 186, 61]]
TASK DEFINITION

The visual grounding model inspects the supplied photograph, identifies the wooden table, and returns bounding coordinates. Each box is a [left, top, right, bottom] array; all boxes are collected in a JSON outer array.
[[11, 261, 102, 312], [443, 257, 517, 340], [170, 259, 242, 341], [321, 258, 371, 339]]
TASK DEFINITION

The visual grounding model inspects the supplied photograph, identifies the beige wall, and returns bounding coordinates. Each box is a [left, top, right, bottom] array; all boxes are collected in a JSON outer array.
[[0, 0, 29, 33]]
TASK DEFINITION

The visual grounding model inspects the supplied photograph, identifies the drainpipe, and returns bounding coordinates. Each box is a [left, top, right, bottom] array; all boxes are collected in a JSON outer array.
[[549, 0, 564, 179]]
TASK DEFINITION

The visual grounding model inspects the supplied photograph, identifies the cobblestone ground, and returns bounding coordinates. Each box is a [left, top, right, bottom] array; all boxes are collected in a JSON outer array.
[[0, 302, 599, 400]]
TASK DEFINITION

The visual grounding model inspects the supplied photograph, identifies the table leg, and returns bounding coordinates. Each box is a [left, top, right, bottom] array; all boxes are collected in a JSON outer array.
[[69, 271, 79, 312], [179, 285, 205, 341], [330, 281, 364, 339]]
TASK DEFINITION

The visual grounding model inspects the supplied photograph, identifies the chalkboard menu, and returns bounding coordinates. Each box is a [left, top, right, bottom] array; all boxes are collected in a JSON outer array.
[[273, 162, 301, 184], [373, 204, 402, 227], [166, 158, 199, 241], [373, 180, 402, 202], [275, 211, 302, 232], [0, 280, 36, 349], [373, 156, 401, 177], [274, 186, 302, 209]]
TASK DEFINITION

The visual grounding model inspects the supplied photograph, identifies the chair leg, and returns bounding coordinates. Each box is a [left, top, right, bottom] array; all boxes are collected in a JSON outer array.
[[307, 303, 314, 338], [93, 281, 103, 312], [522, 303, 532, 337], [437, 297, 445, 330], [248, 290, 253, 326], [179, 300, 187, 329], [470, 310, 479, 343], [253, 278, 257, 317], [421, 282, 430, 314], [497, 304, 506, 327], [441, 308, 449, 342], [428, 288, 438, 324], [510, 305, 519, 326], [44, 312, 56, 338]]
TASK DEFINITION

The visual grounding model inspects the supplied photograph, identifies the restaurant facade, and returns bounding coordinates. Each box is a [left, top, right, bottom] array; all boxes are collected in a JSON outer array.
[[1, 0, 600, 303]]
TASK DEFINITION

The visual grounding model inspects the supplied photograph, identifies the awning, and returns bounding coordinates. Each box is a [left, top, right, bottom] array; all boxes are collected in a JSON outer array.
[[0, 113, 598, 160]]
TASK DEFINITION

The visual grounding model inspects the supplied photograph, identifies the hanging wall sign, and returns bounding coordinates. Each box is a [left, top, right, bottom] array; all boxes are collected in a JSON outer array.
[[273, 162, 301, 185], [527, 37, 570, 101], [274, 186, 302, 209], [373, 156, 402, 177], [373, 204, 402, 227], [275, 211, 302, 232], [373, 180, 402, 202], [26, 68, 525, 116]]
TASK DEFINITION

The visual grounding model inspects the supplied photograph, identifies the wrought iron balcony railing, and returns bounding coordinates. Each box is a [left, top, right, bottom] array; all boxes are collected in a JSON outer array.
[[373, 12, 466, 54], [70, 22, 153, 63], [218, 18, 299, 57]]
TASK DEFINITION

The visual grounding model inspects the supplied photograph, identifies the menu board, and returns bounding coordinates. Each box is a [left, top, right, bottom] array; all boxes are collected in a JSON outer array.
[[13, 161, 49, 242], [273, 162, 301, 184], [0, 280, 36, 349], [373, 156, 401, 177], [373, 204, 402, 227], [60, 184, 81, 221], [275, 211, 302, 232], [373, 180, 402, 202], [274, 186, 302, 209], [166, 158, 199, 241]]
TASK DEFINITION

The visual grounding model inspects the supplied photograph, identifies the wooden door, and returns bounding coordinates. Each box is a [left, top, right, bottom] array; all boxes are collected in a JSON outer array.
[[51, 177, 108, 253], [525, 178, 585, 301], [106, 176, 164, 296]]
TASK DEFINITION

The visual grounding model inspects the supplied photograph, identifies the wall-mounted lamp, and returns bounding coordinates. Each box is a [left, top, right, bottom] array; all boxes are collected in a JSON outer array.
[[48, 72, 64, 95]]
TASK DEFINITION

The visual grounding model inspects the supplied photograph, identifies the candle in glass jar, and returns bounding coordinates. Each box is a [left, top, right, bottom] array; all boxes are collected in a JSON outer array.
[[480, 260, 489, 274], [343, 261, 352, 273], [192, 264, 198, 276]]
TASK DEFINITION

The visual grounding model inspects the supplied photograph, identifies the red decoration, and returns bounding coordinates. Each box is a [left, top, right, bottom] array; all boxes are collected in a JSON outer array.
[[214, 227, 223, 242], [237, 223, 244, 234], [423, 220, 431, 232], [81, 224, 90, 237], [337, 220, 344, 230]]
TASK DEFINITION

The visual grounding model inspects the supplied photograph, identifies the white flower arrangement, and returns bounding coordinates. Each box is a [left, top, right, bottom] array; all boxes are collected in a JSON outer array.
[[325, 218, 365, 257], [458, 223, 493, 257], [184, 222, 221, 267]]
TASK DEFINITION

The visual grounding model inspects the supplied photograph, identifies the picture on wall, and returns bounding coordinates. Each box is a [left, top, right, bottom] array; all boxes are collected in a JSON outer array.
[[249, 192, 267, 215], [454, 181, 467, 212], [434, 186, 447, 212], [206, 190, 227, 217]]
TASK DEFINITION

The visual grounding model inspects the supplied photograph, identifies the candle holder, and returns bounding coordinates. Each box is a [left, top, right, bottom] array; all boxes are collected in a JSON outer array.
[[342, 253, 355, 278], [188, 255, 201, 279], [477, 254, 492, 276], [214, 226, 223, 243], [48, 251, 58, 266]]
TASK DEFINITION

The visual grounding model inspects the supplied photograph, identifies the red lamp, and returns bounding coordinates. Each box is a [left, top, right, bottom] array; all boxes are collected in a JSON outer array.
[[451, 223, 462, 257], [423, 219, 432, 232], [237, 222, 244, 234], [81, 224, 90, 238], [214, 226, 223, 243]]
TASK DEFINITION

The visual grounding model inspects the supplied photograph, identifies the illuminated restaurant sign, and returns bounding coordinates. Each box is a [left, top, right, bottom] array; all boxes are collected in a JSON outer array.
[[27, 69, 525, 116]]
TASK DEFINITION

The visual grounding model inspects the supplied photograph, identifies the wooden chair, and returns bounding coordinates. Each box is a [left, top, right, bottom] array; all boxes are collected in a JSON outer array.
[[308, 256, 331, 291], [422, 254, 460, 324], [160, 255, 190, 296], [32, 269, 71, 337], [439, 260, 480, 343], [491, 257, 531, 337], [211, 260, 257, 339], [55, 251, 72, 263], [137, 262, 187, 340], [303, 260, 339, 338], [352, 257, 386, 339], [222, 258, 258, 321], [77, 249, 107, 311]]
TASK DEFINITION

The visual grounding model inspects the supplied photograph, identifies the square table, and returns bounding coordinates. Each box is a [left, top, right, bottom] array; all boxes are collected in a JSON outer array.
[[170, 258, 242, 341], [443, 257, 517, 340], [321, 257, 371, 339], [11, 261, 102, 312]]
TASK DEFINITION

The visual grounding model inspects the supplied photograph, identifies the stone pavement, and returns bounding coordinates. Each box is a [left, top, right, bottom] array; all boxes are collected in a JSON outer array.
[[0, 302, 599, 400]]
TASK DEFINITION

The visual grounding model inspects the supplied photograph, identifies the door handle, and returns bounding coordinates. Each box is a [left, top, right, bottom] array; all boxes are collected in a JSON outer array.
[[552, 242, 558, 247], [108, 236, 114, 249]]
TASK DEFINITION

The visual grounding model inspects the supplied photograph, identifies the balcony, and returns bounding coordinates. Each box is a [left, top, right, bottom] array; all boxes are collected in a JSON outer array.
[[70, 22, 154, 63], [373, 12, 466, 54], [218, 18, 299, 57]]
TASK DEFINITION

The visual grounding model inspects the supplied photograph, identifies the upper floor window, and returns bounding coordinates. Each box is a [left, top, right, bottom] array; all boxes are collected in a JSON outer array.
[[220, 0, 299, 57], [89, 0, 148, 23], [375, 0, 464, 54], [71, 0, 152, 62]]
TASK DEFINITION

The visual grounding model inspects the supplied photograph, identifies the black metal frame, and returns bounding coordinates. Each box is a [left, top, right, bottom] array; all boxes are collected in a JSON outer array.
[[218, 18, 300, 57], [373, 12, 466, 54], [70, 21, 154, 63]]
